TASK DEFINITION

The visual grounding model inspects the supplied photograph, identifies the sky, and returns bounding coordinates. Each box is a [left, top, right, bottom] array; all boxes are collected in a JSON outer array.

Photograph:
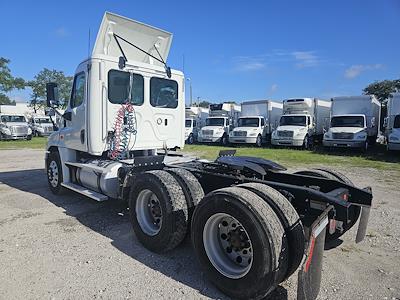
[[1, 0, 399, 104]]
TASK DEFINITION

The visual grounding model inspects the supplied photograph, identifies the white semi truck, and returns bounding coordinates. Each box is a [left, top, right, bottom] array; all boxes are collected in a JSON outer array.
[[229, 100, 283, 147], [384, 93, 400, 151], [271, 98, 330, 149], [30, 114, 55, 136], [185, 106, 209, 144], [44, 12, 373, 300], [0, 105, 32, 140], [323, 95, 381, 151], [197, 102, 240, 145]]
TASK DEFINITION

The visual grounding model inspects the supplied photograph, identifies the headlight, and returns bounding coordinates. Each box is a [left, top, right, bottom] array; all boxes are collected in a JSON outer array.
[[324, 132, 331, 139], [272, 131, 277, 137], [2, 127, 11, 135], [249, 132, 257, 137], [28, 127, 32, 134], [355, 133, 367, 140]]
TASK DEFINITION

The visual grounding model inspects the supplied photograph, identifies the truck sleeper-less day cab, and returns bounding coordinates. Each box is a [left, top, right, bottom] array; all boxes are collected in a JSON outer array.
[[272, 98, 331, 149], [0, 107, 32, 140], [323, 96, 381, 151], [229, 100, 283, 147], [185, 106, 209, 144], [384, 93, 400, 151], [31, 115, 54, 136], [197, 103, 240, 145], [45, 12, 373, 300]]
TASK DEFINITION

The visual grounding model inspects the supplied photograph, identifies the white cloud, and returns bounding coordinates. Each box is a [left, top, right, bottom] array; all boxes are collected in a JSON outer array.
[[270, 83, 278, 93], [232, 56, 266, 72], [344, 64, 383, 79], [55, 27, 69, 37], [291, 51, 320, 68]]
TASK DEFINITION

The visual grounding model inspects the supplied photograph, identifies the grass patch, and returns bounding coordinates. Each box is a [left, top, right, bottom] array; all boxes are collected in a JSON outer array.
[[182, 144, 400, 172], [0, 137, 47, 150]]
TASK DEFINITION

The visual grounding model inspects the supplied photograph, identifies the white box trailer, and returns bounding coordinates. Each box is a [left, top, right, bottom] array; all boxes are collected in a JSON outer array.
[[323, 95, 381, 151], [271, 98, 330, 149], [198, 102, 241, 144], [0, 105, 32, 140], [384, 93, 400, 151], [229, 100, 283, 146], [185, 106, 209, 143]]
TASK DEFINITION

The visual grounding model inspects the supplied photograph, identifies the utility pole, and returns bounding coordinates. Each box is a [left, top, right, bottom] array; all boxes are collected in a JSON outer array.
[[186, 78, 192, 106]]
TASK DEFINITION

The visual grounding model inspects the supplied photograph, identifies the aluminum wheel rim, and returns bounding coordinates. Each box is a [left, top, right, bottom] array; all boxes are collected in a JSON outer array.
[[136, 189, 162, 236], [48, 160, 59, 188], [203, 213, 253, 279]]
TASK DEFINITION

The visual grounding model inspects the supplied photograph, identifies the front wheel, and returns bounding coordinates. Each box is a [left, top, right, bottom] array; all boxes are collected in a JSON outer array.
[[302, 135, 309, 150], [187, 133, 194, 144], [46, 151, 64, 194], [221, 134, 228, 146], [255, 134, 262, 147]]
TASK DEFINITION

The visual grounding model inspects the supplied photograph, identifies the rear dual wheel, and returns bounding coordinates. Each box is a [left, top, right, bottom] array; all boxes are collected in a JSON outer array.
[[191, 186, 303, 299]]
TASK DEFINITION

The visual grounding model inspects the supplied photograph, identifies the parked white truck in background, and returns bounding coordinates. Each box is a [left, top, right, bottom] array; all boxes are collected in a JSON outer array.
[[30, 115, 55, 136], [197, 102, 240, 145], [0, 105, 32, 140], [229, 100, 283, 147], [271, 98, 330, 149], [384, 93, 400, 151], [323, 95, 381, 151], [185, 106, 209, 144]]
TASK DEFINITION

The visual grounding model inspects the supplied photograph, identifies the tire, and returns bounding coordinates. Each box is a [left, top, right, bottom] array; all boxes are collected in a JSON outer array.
[[294, 168, 360, 241], [191, 187, 288, 300], [363, 140, 369, 153], [221, 134, 228, 146], [237, 183, 305, 280], [46, 150, 64, 194], [255, 134, 262, 147], [166, 168, 204, 222], [129, 170, 188, 253], [26, 134, 32, 141], [187, 133, 194, 144], [302, 135, 309, 150]]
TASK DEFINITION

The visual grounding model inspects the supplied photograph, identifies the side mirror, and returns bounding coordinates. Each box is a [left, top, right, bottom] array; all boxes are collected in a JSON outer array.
[[370, 117, 376, 128], [63, 111, 72, 121], [46, 82, 59, 107], [383, 117, 388, 128]]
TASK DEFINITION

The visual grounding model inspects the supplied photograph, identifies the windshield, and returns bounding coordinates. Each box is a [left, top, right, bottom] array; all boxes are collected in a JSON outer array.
[[185, 119, 192, 128], [331, 116, 364, 128], [238, 118, 259, 127], [394, 115, 400, 129], [280, 116, 306, 126], [206, 118, 224, 126], [35, 118, 52, 124], [1, 115, 26, 123]]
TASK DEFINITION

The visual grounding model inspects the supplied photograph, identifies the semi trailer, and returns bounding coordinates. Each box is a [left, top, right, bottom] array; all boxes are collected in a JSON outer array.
[[0, 105, 32, 140], [271, 98, 331, 149], [197, 102, 241, 145], [44, 12, 373, 300], [323, 95, 381, 151], [229, 100, 283, 146], [185, 106, 209, 144], [384, 93, 400, 151]]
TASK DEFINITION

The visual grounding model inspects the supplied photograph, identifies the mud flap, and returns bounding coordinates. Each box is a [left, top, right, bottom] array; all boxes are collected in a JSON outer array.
[[297, 206, 331, 300], [356, 206, 371, 243]]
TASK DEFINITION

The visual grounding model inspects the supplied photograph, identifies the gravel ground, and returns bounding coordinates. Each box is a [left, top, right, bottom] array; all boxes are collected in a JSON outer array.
[[0, 149, 399, 300]]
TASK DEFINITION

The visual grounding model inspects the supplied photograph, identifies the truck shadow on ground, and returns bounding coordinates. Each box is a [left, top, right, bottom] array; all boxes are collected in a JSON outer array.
[[0, 168, 289, 300]]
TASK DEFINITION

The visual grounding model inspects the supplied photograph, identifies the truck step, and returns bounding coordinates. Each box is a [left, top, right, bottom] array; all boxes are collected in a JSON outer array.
[[61, 182, 109, 202], [64, 161, 107, 173]]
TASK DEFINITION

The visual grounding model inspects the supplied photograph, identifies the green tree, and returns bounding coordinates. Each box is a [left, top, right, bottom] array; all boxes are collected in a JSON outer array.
[[28, 68, 73, 111], [197, 100, 211, 108], [0, 57, 26, 105], [363, 79, 400, 104]]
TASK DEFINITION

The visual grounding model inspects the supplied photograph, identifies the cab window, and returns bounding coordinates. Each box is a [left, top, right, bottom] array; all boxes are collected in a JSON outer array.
[[108, 70, 144, 105], [193, 120, 197, 127], [307, 116, 311, 125], [150, 77, 178, 108], [261, 118, 265, 126], [70, 72, 86, 108]]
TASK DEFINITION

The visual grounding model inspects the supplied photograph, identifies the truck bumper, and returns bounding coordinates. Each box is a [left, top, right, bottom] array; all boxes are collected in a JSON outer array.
[[388, 142, 400, 151], [197, 136, 222, 143], [229, 136, 257, 144], [1, 133, 28, 140], [323, 139, 365, 148], [271, 138, 304, 147]]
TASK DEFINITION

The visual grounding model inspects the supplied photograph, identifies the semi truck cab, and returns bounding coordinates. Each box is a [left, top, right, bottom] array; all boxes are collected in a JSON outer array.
[[0, 114, 32, 140], [185, 118, 197, 143], [229, 116, 265, 146], [272, 113, 313, 147], [387, 115, 400, 150], [198, 116, 230, 144], [31, 115, 54, 136], [323, 114, 371, 149]]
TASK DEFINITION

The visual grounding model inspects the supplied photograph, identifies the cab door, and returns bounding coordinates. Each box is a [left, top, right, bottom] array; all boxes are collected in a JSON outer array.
[[63, 71, 87, 151]]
